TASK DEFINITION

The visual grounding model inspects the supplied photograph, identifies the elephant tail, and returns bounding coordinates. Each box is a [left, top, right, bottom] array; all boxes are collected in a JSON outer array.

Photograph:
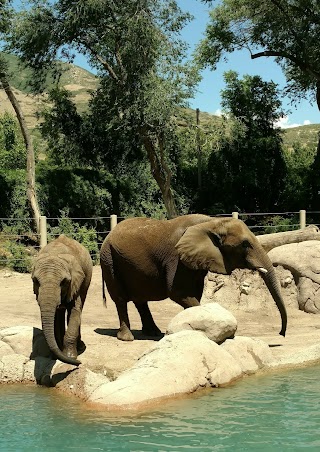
[[102, 272, 107, 307]]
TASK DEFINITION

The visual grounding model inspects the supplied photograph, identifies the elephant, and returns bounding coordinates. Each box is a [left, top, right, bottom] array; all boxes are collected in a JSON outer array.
[[32, 234, 93, 366], [100, 214, 287, 341]]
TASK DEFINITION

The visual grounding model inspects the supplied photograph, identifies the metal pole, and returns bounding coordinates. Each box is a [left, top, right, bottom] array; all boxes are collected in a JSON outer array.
[[110, 214, 118, 230], [299, 210, 306, 229], [39, 215, 47, 248]]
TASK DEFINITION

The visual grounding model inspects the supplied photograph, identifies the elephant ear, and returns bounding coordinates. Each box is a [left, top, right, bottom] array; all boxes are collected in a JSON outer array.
[[175, 221, 228, 274], [59, 254, 85, 300]]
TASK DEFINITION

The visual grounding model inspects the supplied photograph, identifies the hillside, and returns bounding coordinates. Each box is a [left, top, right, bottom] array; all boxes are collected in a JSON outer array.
[[1, 53, 320, 150], [0, 53, 98, 130]]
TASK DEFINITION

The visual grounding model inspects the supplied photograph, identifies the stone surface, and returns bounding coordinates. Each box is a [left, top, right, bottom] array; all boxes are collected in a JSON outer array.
[[2, 263, 320, 410], [202, 266, 299, 315], [269, 241, 320, 313], [0, 325, 50, 358], [221, 336, 275, 375], [166, 303, 237, 343], [89, 330, 243, 408]]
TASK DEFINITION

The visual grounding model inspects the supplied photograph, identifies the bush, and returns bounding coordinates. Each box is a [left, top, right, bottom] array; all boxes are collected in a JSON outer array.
[[48, 214, 99, 263], [0, 239, 35, 273]]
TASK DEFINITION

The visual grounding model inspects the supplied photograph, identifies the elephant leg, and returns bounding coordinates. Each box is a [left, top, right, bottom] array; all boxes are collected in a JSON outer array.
[[172, 296, 200, 309], [63, 299, 82, 359], [54, 308, 66, 351], [115, 299, 134, 341], [134, 302, 162, 337]]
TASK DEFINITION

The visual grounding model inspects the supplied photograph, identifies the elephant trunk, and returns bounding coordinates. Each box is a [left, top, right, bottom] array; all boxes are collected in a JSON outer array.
[[260, 263, 287, 337], [41, 305, 81, 366]]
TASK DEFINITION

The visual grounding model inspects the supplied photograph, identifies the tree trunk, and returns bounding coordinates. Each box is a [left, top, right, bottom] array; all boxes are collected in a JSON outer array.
[[140, 127, 179, 219], [257, 225, 320, 252], [0, 72, 41, 233]]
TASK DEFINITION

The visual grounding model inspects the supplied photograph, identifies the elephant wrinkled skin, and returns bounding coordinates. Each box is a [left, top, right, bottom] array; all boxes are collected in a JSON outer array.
[[100, 215, 287, 341], [32, 235, 93, 365]]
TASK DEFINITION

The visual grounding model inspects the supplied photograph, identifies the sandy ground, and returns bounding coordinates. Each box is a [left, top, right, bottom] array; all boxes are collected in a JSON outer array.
[[1, 266, 320, 378]]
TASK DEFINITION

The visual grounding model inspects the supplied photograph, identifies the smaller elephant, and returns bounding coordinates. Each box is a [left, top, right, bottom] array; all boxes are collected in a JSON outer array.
[[32, 235, 93, 366]]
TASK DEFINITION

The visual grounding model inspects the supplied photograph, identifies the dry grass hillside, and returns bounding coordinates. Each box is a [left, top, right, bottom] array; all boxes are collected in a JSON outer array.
[[1, 53, 320, 150]]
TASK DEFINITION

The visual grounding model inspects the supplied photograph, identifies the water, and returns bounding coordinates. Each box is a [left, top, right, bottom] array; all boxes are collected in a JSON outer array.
[[1, 365, 320, 451]]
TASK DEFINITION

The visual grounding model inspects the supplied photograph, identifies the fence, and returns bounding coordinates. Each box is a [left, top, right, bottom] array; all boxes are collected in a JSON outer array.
[[0, 210, 316, 271]]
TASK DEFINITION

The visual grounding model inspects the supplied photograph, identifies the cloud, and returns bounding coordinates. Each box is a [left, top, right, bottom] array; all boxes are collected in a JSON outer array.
[[213, 108, 223, 116], [275, 116, 312, 129]]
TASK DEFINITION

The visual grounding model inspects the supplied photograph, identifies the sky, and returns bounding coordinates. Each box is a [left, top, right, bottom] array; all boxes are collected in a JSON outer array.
[[178, 0, 319, 128]]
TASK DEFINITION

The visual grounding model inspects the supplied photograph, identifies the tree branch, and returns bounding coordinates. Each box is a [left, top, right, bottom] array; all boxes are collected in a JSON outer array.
[[251, 50, 320, 81]]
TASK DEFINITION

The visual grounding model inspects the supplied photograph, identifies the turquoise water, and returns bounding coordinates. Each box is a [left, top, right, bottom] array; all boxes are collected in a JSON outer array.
[[1, 365, 320, 451]]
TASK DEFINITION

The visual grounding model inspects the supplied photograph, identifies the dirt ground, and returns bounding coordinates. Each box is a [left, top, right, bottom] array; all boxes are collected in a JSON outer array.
[[2, 266, 320, 378]]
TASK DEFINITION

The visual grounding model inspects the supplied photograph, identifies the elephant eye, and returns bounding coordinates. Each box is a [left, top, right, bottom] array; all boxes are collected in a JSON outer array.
[[61, 277, 71, 287], [242, 240, 251, 249]]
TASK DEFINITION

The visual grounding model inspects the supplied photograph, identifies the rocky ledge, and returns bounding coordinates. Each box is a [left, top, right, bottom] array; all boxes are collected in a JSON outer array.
[[2, 301, 320, 411]]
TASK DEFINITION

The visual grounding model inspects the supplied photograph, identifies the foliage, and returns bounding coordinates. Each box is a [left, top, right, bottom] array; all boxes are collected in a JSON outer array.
[[198, 0, 320, 108], [8, 0, 201, 217], [0, 112, 26, 169], [0, 169, 30, 223], [0, 239, 34, 273], [259, 215, 300, 234], [281, 143, 316, 210], [47, 213, 99, 264], [201, 72, 287, 213]]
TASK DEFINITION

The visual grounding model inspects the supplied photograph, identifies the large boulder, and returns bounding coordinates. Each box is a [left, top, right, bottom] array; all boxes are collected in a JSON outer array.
[[269, 240, 320, 313], [166, 303, 237, 343], [202, 266, 298, 316], [89, 330, 243, 408], [0, 326, 50, 358]]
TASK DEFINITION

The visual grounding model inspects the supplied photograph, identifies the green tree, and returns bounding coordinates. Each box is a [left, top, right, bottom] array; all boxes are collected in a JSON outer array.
[[0, 0, 41, 231], [198, 0, 320, 111], [203, 72, 287, 213], [0, 112, 26, 169], [9, 0, 200, 218], [281, 143, 316, 210]]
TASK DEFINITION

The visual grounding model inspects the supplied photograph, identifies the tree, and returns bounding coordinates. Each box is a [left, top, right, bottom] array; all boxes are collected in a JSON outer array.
[[9, 0, 200, 218], [0, 0, 41, 232], [198, 1, 320, 112], [203, 71, 287, 213]]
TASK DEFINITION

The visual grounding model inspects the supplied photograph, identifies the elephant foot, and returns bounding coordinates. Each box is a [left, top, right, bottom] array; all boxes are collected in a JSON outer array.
[[117, 327, 134, 341], [77, 339, 86, 355], [63, 345, 78, 359], [141, 326, 163, 337]]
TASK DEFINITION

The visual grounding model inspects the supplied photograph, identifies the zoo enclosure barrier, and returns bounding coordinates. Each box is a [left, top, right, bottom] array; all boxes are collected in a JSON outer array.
[[0, 209, 317, 269]]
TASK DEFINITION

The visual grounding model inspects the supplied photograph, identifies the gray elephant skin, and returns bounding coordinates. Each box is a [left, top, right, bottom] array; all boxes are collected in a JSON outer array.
[[100, 214, 287, 341], [32, 235, 93, 365]]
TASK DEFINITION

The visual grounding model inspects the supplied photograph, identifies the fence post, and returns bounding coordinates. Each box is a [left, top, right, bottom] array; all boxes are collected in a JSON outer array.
[[232, 212, 239, 219], [39, 215, 47, 248], [110, 214, 118, 231], [299, 210, 306, 229]]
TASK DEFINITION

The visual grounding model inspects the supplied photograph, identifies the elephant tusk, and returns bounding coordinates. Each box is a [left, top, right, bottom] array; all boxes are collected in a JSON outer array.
[[258, 267, 268, 274]]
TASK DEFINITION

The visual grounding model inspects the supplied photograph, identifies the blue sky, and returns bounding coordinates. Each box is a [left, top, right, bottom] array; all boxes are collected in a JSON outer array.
[[178, 0, 319, 128]]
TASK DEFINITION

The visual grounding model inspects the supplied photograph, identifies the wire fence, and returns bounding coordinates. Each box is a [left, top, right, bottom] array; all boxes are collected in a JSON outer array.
[[0, 210, 318, 271]]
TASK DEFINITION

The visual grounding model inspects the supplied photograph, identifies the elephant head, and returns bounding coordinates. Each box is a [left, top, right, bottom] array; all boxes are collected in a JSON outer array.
[[175, 217, 287, 336], [32, 253, 85, 365]]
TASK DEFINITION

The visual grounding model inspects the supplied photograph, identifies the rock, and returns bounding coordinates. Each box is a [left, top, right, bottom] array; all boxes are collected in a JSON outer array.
[[0, 326, 50, 358], [0, 340, 14, 358], [221, 336, 275, 374], [0, 354, 29, 383], [89, 330, 243, 408], [269, 240, 320, 313], [202, 266, 298, 314], [166, 303, 237, 343]]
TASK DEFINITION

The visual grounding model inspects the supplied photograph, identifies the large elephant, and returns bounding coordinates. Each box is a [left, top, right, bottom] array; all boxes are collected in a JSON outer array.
[[100, 214, 287, 341], [32, 235, 93, 366]]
